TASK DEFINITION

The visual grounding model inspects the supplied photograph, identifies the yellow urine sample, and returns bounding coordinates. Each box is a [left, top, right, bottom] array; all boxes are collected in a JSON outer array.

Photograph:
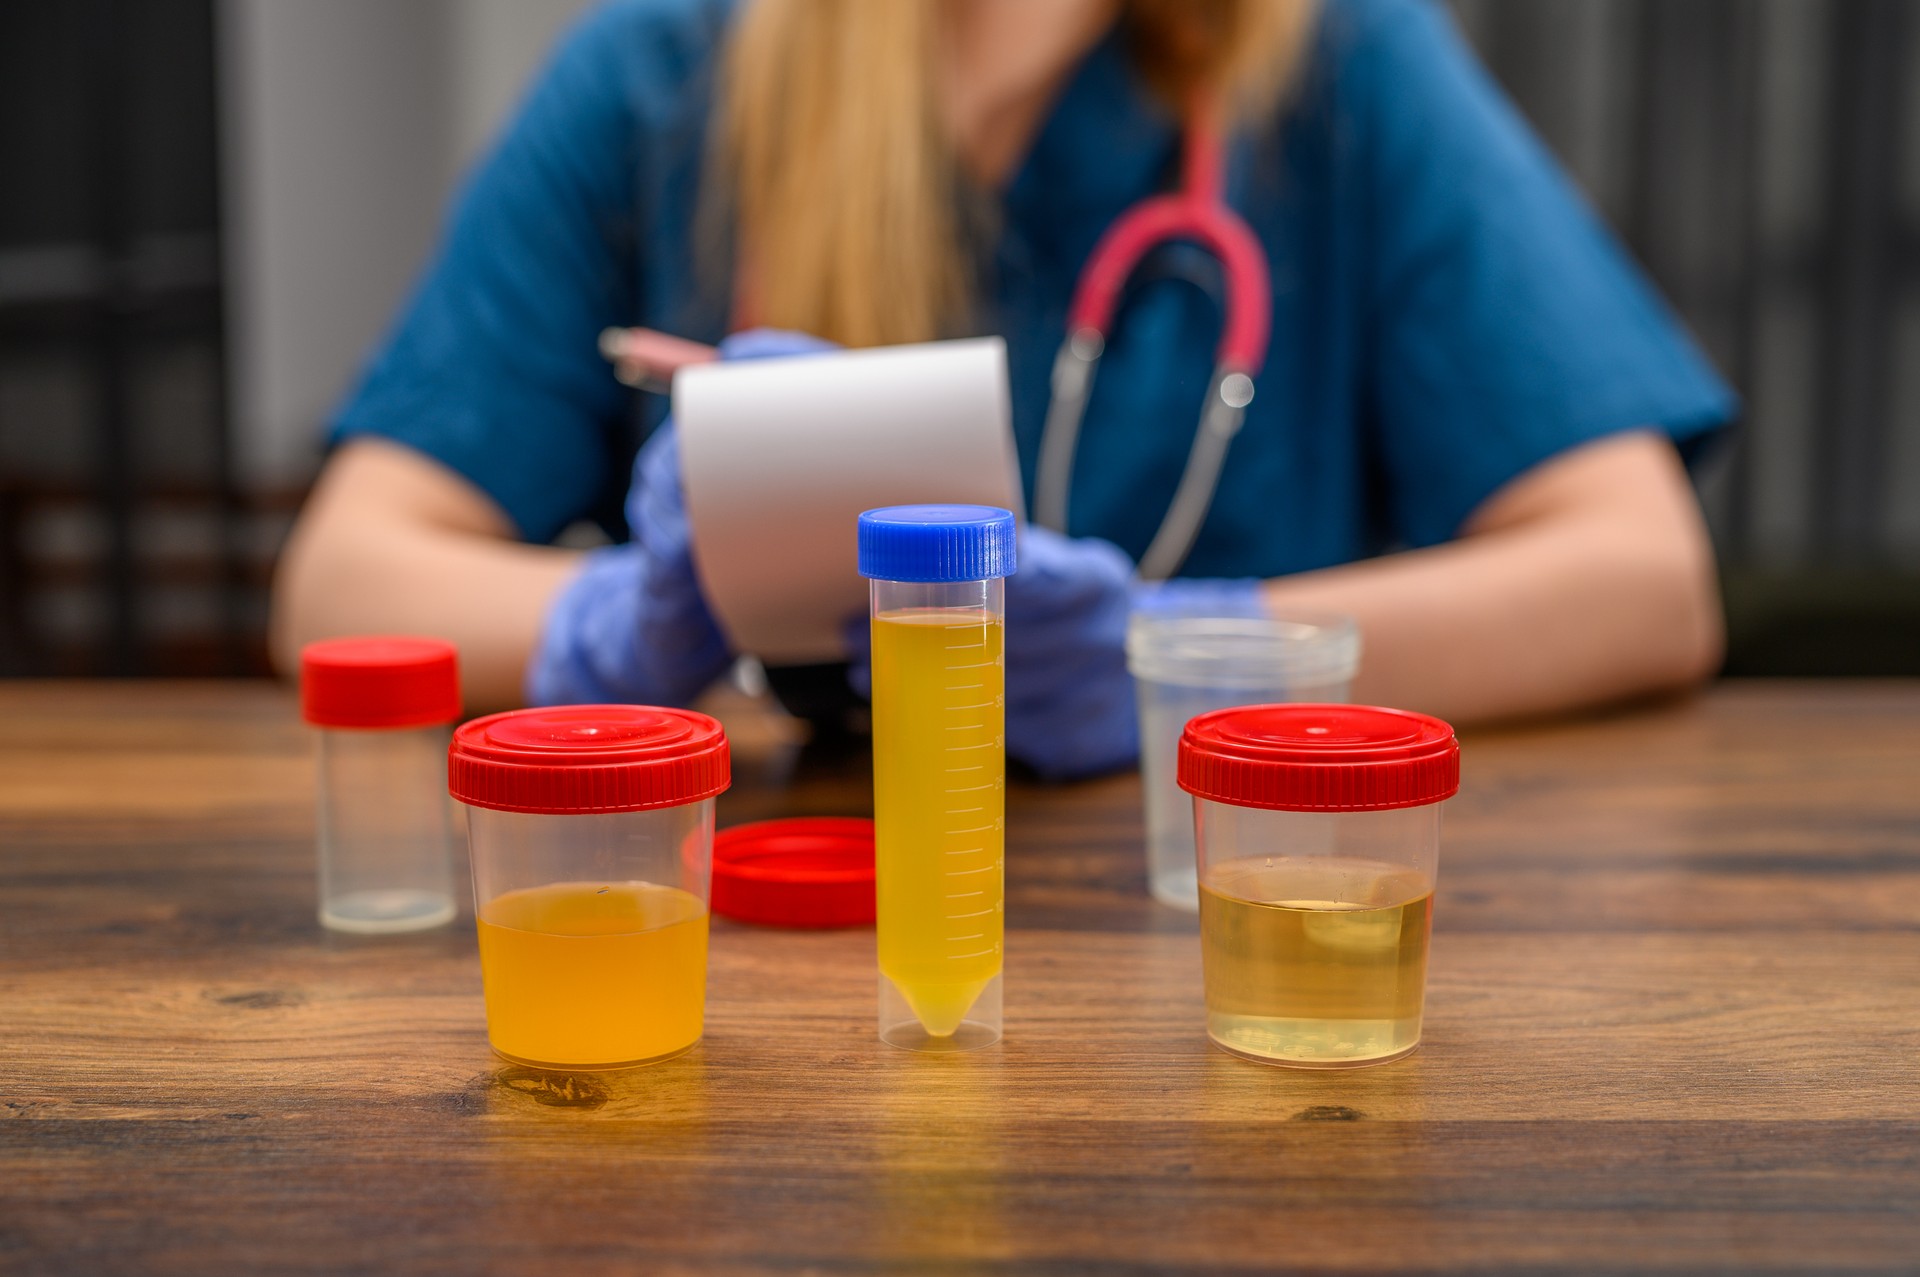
[[871, 608, 1004, 1036], [475, 880, 707, 1068], [1199, 858, 1432, 1068]]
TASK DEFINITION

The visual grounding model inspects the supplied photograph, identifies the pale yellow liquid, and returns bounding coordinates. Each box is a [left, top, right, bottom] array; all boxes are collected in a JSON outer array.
[[1199, 859, 1432, 1067], [476, 880, 707, 1068], [871, 608, 1004, 1037]]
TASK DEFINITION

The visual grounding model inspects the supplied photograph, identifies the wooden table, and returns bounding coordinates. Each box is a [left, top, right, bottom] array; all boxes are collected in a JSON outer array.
[[3, 681, 1917, 1274]]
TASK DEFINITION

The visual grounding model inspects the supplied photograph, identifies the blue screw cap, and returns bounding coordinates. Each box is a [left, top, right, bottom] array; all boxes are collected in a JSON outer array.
[[856, 505, 1017, 583]]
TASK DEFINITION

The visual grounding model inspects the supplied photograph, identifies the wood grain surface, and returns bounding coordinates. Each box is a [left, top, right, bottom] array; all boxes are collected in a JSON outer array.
[[2, 680, 1917, 1274]]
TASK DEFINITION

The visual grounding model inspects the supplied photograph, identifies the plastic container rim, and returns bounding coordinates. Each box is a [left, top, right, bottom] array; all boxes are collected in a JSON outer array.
[[451, 785, 724, 817], [1127, 612, 1361, 690]]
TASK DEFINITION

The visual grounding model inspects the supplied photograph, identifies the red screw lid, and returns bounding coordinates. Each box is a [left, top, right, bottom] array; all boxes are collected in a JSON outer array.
[[448, 705, 729, 814], [1178, 704, 1459, 812], [711, 817, 875, 928], [301, 636, 461, 729]]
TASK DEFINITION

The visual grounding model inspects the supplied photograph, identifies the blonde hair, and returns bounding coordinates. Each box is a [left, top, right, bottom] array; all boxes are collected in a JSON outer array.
[[718, 0, 1318, 348]]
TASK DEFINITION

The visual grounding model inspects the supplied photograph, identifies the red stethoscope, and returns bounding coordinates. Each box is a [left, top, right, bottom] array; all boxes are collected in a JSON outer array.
[[602, 106, 1271, 579], [1033, 103, 1272, 579]]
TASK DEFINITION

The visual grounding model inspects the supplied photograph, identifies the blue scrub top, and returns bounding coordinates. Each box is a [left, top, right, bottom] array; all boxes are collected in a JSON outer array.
[[333, 0, 1734, 577]]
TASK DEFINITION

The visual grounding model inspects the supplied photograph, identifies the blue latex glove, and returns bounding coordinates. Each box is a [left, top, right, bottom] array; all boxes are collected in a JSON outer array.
[[846, 525, 1266, 780], [526, 328, 834, 707]]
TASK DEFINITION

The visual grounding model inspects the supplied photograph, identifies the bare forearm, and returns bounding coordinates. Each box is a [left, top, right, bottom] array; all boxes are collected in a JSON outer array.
[[271, 440, 583, 711], [1262, 525, 1718, 722], [1262, 433, 1723, 724], [274, 522, 578, 711]]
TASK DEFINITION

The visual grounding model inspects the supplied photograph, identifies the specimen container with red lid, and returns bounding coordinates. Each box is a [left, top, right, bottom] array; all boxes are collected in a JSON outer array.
[[448, 704, 731, 1070], [300, 636, 462, 934], [1178, 703, 1459, 1070]]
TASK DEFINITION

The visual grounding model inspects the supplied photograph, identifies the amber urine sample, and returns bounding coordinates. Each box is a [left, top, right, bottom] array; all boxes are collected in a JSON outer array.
[[476, 880, 708, 1069], [1198, 858, 1432, 1068]]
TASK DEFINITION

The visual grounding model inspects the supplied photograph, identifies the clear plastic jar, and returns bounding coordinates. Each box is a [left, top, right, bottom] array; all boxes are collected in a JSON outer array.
[[1179, 704, 1458, 1069], [448, 704, 729, 1070], [1127, 608, 1359, 910], [301, 637, 462, 934]]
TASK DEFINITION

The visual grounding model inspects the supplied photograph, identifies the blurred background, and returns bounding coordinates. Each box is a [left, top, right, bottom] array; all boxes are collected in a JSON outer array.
[[1, 0, 1915, 678]]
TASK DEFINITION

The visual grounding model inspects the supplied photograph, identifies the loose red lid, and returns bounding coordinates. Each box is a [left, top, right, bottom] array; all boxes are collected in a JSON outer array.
[[448, 705, 729, 814], [1178, 703, 1459, 812], [711, 818, 875, 929], [301, 636, 461, 729]]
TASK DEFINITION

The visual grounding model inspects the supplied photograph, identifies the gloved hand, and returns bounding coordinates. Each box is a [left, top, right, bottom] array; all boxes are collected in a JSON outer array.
[[845, 524, 1267, 780], [526, 328, 833, 707]]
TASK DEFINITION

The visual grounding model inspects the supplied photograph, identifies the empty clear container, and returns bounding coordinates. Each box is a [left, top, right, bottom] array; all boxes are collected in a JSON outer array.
[[448, 704, 730, 1069], [1180, 703, 1458, 1069], [1128, 607, 1359, 909], [301, 636, 462, 934]]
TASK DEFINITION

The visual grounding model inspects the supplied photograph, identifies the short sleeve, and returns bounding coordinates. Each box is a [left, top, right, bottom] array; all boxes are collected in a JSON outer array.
[[328, 5, 645, 543], [1333, 0, 1737, 547]]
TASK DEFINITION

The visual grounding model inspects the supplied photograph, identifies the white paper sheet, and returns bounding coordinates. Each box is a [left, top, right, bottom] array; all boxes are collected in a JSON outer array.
[[674, 338, 1022, 664]]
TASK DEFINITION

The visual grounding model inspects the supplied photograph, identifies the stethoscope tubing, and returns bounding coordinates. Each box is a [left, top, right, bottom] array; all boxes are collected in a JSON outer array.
[[1033, 107, 1272, 580]]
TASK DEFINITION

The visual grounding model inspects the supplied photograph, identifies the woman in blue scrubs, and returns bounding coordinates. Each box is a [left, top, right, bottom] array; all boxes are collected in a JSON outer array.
[[273, 0, 1733, 778]]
